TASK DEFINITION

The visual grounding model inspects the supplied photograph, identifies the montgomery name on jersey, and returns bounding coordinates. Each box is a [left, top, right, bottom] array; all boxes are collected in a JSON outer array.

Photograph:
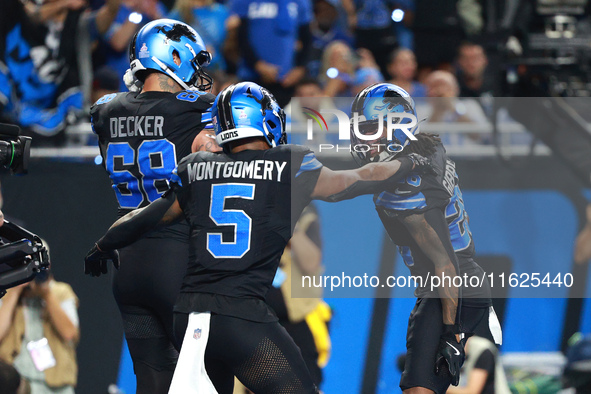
[[375, 142, 490, 305], [171, 145, 323, 322], [90, 90, 214, 215]]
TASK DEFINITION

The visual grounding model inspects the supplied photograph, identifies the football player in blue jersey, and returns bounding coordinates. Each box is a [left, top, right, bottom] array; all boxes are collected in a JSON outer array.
[[85, 81, 434, 393], [88, 19, 220, 393], [349, 83, 501, 394]]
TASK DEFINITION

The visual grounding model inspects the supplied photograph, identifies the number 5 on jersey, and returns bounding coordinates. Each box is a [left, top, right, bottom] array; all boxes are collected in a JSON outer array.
[[207, 183, 255, 259]]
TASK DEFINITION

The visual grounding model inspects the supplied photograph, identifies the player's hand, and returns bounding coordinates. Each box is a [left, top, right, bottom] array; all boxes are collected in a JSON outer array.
[[84, 244, 120, 277], [255, 61, 279, 84], [434, 325, 467, 386], [406, 153, 435, 175], [282, 66, 305, 88]]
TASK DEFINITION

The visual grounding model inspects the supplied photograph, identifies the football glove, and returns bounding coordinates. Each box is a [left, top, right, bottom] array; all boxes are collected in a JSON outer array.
[[406, 153, 435, 175], [434, 325, 468, 386], [123, 68, 142, 92], [84, 244, 119, 277]]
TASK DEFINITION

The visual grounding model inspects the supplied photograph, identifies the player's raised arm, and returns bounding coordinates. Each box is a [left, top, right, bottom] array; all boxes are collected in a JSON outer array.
[[311, 153, 432, 202], [84, 191, 183, 277]]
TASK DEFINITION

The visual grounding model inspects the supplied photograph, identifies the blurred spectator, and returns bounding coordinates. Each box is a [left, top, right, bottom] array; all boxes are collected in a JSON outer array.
[[419, 70, 489, 146], [211, 71, 239, 96], [94, 0, 166, 92], [387, 48, 427, 97], [231, 0, 313, 107], [328, 44, 384, 96], [266, 204, 331, 387], [456, 41, 494, 98], [0, 272, 79, 394], [0, 0, 120, 145], [352, 67, 384, 96], [410, 0, 465, 81], [447, 336, 511, 394], [307, 0, 353, 79], [341, 0, 398, 78], [285, 78, 337, 126], [422, 70, 487, 124], [168, 0, 231, 72], [90, 66, 120, 105], [319, 40, 355, 97]]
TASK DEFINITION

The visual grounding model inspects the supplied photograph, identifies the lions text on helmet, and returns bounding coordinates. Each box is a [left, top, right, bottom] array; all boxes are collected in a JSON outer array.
[[212, 82, 287, 149]]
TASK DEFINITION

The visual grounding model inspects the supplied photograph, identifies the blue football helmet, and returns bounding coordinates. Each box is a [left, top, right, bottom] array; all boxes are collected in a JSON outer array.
[[129, 19, 212, 91], [350, 83, 420, 164], [212, 82, 287, 148]]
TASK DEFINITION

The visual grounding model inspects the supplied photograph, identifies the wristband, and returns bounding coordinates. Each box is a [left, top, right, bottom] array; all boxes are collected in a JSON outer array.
[[442, 324, 461, 336]]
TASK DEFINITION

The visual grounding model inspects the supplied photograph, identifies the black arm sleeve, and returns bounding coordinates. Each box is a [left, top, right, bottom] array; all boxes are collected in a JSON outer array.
[[323, 156, 414, 202], [97, 191, 177, 251], [474, 349, 495, 373], [295, 23, 312, 68], [238, 18, 260, 68]]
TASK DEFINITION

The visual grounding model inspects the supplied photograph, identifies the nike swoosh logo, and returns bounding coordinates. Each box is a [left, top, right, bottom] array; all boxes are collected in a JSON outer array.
[[446, 341, 461, 356], [395, 188, 412, 195]]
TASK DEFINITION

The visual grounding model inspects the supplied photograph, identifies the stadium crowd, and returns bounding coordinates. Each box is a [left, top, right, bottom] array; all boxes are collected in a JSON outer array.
[[0, 0, 508, 147]]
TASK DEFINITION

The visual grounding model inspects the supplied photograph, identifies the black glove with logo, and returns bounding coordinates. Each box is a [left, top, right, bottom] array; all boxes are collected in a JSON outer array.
[[405, 153, 435, 175], [434, 324, 467, 386], [84, 243, 120, 277]]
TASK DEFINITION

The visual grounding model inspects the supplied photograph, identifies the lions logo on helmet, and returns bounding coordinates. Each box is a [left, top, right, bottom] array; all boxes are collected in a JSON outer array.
[[129, 19, 212, 91], [212, 82, 287, 149], [350, 83, 420, 165]]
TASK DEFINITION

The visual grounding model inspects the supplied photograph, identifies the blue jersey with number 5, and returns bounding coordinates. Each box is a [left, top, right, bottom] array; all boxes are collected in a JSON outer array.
[[90, 90, 215, 216], [170, 145, 323, 311]]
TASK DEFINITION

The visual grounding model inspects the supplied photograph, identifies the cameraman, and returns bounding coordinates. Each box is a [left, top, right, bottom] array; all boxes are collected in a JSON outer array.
[[0, 271, 79, 394]]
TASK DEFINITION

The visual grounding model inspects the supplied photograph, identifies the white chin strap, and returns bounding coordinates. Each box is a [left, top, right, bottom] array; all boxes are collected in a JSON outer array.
[[150, 56, 192, 90]]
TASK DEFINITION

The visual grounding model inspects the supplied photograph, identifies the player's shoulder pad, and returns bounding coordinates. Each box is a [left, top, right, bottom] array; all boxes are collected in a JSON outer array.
[[172, 90, 215, 111], [267, 144, 314, 162], [269, 144, 313, 158], [174, 152, 198, 180], [282, 144, 323, 177], [90, 92, 128, 115], [178, 151, 221, 167], [424, 142, 454, 190], [430, 142, 448, 172]]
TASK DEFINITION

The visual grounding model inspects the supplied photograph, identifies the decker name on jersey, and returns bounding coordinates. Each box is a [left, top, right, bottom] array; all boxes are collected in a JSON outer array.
[[90, 90, 214, 216]]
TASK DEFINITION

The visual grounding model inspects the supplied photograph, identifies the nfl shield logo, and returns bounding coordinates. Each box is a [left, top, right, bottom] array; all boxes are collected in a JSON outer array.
[[193, 328, 201, 340]]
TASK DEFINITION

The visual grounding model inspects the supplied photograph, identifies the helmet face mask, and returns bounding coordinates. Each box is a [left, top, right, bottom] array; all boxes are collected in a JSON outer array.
[[129, 19, 213, 91], [212, 82, 287, 149], [350, 119, 405, 164], [350, 83, 419, 165]]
